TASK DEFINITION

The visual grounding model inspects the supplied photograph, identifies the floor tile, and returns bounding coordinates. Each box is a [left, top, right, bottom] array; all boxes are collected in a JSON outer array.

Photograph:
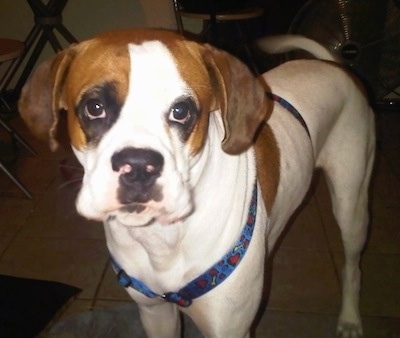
[[277, 197, 329, 251], [18, 177, 104, 240], [371, 153, 400, 208], [362, 315, 400, 338], [255, 310, 337, 338], [93, 299, 135, 311], [384, 150, 400, 178], [265, 249, 341, 314], [49, 301, 146, 338], [8, 156, 60, 194], [0, 236, 13, 255], [360, 253, 400, 318], [0, 195, 36, 236], [58, 299, 95, 319], [367, 200, 400, 254], [96, 261, 133, 302], [0, 237, 108, 299], [333, 252, 400, 318], [256, 309, 400, 338], [375, 111, 400, 153]]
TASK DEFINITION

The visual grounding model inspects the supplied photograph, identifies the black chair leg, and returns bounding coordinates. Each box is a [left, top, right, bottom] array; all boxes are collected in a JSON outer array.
[[0, 160, 33, 199], [0, 113, 37, 156], [0, 98, 36, 199]]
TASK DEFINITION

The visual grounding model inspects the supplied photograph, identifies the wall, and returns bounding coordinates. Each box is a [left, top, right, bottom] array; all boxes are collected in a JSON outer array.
[[0, 0, 178, 41]]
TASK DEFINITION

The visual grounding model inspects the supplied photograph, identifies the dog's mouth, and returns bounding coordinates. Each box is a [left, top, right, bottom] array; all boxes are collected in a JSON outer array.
[[107, 201, 186, 227], [75, 180, 192, 226], [120, 203, 147, 214], [107, 210, 155, 227], [74, 155, 194, 226]]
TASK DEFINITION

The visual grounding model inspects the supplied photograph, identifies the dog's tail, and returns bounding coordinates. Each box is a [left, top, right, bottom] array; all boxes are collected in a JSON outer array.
[[257, 34, 338, 62]]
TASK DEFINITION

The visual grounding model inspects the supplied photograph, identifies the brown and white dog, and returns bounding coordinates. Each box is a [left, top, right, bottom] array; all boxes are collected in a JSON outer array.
[[19, 29, 375, 337]]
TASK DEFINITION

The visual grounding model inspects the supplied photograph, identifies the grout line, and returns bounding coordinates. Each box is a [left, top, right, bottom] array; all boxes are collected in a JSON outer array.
[[90, 256, 112, 310], [0, 195, 45, 260], [264, 307, 340, 316]]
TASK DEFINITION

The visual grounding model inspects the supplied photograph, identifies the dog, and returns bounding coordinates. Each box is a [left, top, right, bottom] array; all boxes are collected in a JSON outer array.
[[18, 29, 375, 337]]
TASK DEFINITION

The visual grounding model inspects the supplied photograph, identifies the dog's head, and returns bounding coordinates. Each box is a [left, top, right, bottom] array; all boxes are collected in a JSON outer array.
[[19, 29, 269, 226]]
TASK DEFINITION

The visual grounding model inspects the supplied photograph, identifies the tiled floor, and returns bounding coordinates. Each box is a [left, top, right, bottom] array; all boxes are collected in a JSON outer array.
[[0, 108, 399, 337]]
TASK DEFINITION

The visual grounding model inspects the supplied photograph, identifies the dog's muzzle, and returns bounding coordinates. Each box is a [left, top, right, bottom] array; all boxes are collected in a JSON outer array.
[[111, 147, 164, 205]]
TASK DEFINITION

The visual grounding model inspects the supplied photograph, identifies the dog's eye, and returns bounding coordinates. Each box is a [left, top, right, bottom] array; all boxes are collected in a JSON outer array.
[[169, 102, 191, 124], [85, 99, 106, 120]]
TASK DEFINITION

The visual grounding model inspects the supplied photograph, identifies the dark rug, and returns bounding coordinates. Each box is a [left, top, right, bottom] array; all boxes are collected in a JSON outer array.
[[0, 275, 81, 338]]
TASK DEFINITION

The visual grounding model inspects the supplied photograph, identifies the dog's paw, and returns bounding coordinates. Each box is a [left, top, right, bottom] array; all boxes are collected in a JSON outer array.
[[337, 320, 363, 338]]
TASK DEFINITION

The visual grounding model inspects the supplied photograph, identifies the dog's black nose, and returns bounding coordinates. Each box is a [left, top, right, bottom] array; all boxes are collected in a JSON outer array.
[[111, 148, 164, 202]]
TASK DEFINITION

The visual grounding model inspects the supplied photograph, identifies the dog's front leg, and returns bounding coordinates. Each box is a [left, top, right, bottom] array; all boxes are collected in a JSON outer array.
[[138, 302, 181, 338]]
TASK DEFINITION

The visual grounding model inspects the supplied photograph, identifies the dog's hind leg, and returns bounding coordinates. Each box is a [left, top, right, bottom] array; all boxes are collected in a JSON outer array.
[[317, 109, 375, 337]]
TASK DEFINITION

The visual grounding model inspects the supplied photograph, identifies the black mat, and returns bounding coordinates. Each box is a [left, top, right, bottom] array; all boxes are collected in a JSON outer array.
[[0, 275, 81, 338]]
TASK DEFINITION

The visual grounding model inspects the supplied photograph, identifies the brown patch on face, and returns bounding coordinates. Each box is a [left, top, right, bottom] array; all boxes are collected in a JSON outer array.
[[166, 40, 215, 155], [254, 123, 280, 214], [63, 35, 131, 150], [178, 42, 270, 156], [18, 29, 200, 152], [165, 36, 280, 210], [64, 29, 197, 151], [67, 107, 86, 150]]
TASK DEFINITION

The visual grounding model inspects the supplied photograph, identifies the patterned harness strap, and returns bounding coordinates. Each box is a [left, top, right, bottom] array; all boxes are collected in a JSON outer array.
[[111, 183, 258, 307], [266, 92, 311, 138]]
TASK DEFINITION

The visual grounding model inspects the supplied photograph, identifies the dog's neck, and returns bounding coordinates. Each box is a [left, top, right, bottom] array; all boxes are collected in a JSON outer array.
[[104, 113, 259, 290]]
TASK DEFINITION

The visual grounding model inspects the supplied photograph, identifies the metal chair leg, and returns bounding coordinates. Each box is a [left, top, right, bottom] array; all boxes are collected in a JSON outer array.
[[0, 160, 33, 199], [0, 99, 36, 199], [0, 117, 37, 156]]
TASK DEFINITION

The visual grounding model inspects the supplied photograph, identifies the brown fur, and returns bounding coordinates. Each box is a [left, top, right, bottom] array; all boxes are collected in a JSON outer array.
[[254, 123, 280, 213]]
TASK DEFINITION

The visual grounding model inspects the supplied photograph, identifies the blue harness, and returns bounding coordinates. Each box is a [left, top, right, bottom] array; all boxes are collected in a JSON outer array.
[[266, 92, 311, 138], [111, 184, 258, 308]]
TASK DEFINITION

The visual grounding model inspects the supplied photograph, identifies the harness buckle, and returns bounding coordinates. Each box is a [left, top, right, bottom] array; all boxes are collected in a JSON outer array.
[[163, 292, 192, 307]]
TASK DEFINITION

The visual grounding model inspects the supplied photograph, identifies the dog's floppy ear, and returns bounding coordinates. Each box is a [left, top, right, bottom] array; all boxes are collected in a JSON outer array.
[[18, 46, 76, 151], [203, 44, 270, 155]]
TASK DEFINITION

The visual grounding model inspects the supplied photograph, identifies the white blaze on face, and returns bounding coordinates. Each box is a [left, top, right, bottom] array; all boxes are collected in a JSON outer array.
[[74, 41, 195, 226]]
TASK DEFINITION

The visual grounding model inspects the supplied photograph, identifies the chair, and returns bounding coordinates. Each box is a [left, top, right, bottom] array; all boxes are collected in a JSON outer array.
[[172, 0, 264, 69], [6, 0, 78, 100], [0, 38, 36, 199]]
